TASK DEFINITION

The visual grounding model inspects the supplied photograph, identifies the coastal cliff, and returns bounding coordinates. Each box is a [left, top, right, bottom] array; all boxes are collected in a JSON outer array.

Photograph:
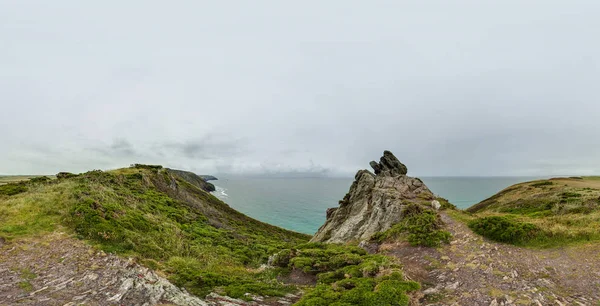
[[0, 165, 309, 305], [166, 168, 217, 192], [311, 151, 437, 243]]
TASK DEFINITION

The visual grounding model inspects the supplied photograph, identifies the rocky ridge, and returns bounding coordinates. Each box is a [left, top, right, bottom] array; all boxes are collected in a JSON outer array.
[[167, 169, 217, 192], [311, 151, 436, 243]]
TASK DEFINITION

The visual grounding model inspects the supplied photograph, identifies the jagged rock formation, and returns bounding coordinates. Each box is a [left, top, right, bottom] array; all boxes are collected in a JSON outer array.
[[199, 175, 218, 181], [311, 151, 435, 243], [167, 169, 216, 192]]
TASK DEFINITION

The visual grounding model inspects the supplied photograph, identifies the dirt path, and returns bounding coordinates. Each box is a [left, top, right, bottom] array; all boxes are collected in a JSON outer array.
[[383, 212, 600, 306]]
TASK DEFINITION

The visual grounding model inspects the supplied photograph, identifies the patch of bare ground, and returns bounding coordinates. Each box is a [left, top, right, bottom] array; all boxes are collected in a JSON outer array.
[[0, 233, 300, 306], [382, 212, 600, 306], [0, 232, 208, 306]]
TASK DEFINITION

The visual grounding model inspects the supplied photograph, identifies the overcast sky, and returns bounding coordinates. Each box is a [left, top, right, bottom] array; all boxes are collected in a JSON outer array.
[[1, 1, 599, 177]]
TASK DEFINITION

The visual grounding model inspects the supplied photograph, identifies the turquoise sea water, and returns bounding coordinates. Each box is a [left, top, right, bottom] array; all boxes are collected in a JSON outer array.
[[212, 176, 544, 234]]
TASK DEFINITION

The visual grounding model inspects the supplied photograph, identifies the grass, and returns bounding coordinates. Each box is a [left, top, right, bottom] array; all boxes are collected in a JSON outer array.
[[371, 204, 452, 247], [0, 167, 310, 299], [271, 243, 419, 306], [462, 177, 600, 248]]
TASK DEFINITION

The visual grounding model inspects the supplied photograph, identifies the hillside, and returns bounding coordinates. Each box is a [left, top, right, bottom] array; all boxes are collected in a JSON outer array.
[[0, 165, 310, 304], [0, 155, 449, 306], [465, 177, 600, 247], [375, 177, 600, 304]]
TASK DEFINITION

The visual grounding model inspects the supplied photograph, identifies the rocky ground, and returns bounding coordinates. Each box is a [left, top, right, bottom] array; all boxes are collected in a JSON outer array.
[[384, 212, 600, 306], [0, 233, 299, 306]]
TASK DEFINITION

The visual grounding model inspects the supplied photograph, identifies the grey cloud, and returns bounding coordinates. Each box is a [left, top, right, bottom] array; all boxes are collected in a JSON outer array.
[[1, 1, 600, 176], [87, 138, 137, 157], [161, 136, 248, 160]]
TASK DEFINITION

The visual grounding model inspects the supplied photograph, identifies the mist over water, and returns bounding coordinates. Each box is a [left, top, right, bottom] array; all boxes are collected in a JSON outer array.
[[212, 176, 545, 234]]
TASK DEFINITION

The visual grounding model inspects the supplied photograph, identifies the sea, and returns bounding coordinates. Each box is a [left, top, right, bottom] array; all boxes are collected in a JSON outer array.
[[211, 176, 544, 235]]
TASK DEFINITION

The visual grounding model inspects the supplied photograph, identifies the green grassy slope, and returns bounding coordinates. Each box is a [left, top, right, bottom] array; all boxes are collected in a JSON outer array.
[[463, 177, 600, 247], [0, 166, 310, 298]]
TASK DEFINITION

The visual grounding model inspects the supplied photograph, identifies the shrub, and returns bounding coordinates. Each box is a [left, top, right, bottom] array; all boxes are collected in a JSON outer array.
[[131, 164, 163, 170], [0, 183, 27, 196], [56, 172, 78, 179], [531, 181, 553, 187], [296, 277, 415, 306], [276, 243, 418, 306], [29, 176, 51, 183], [561, 192, 582, 198], [372, 204, 451, 247], [468, 216, 539, 244]]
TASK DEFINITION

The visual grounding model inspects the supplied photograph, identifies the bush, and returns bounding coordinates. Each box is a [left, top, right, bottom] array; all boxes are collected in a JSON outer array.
[[296, 276, 416, 306], [561, 192, 582, 198], [531, 181, 553, 187], [276, 243, 418, 306], [131, 164, 163, 170], [0, 183, 27, 196], [29, 176, 51, 183], [468, 216, 539, 244], [371, 204, 451, 247], [56, 172, 78, 179]]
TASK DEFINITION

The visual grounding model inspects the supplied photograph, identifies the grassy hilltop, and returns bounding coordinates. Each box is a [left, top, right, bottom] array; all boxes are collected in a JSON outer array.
[[0, 165, 311, 298], [461, 177, 600, 247]]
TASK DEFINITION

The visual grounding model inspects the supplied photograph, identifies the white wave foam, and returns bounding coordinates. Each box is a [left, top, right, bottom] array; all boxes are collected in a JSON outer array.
[[214, 186, 229, 198]]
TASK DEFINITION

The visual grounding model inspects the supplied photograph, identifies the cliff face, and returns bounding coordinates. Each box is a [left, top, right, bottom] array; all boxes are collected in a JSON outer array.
[[311, 151, 435, 243], [166, 169, 216, 192]]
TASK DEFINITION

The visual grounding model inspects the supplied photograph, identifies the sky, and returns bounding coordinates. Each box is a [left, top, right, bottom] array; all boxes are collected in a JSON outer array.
[[1, 1, 599, 177]]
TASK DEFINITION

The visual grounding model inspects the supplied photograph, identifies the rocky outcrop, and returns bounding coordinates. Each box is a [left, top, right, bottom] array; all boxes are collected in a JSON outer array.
[[369, 150, 408, 176], [199, 175, 218, 181], [311, 151, 435, 243], [167, 169, 216, 192]]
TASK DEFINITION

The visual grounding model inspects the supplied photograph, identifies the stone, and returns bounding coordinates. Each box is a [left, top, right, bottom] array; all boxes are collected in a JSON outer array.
[[432, 200, 441, 210], [369, 150, 408, 176], [423, 287, 439, 295], [446, 281, 460, 290], [311, 151, 435, 243]]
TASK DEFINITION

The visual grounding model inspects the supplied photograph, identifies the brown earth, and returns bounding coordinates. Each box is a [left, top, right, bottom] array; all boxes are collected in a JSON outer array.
[[383, 212, 600, 306]]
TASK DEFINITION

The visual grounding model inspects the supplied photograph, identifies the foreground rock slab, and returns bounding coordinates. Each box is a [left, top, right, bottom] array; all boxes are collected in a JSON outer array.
[[0, 232, 207, 306]]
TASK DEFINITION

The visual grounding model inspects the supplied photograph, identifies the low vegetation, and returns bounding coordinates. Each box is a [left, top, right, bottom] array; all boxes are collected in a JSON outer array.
[[0, 167, 310, 299], [371, 204, 452, 247], [468, 216, 539, 244], [271, 243, 420, 305], [436, 197, 458, 211], [464, 177, 600, 247], [0, 183, 28, 196]]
